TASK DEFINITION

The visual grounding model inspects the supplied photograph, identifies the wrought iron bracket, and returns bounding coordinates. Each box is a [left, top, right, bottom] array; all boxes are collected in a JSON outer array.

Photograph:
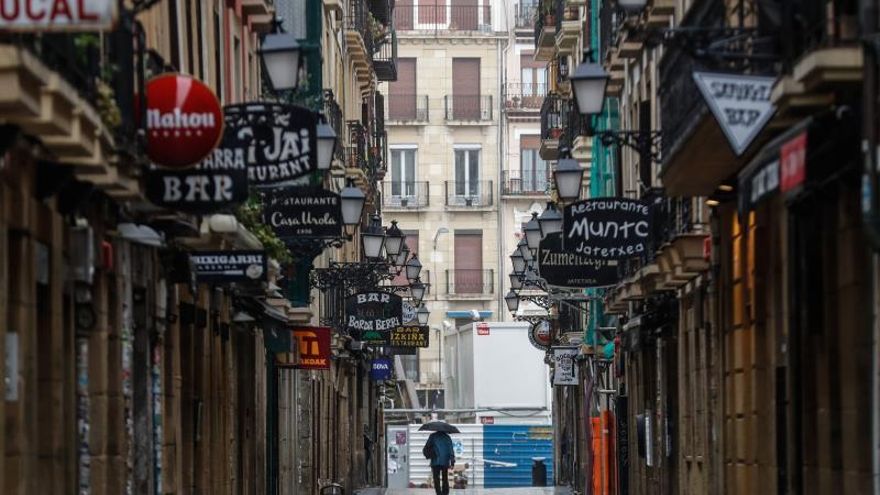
[[310, 261, 395, 295], [594, 130, 663, 163], [285, 236, 350, 262]]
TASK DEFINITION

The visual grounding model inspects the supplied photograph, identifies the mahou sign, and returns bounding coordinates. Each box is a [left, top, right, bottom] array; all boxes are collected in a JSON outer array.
[[261, 187, 342, 239], [145, 74, 224, 169], [223, 103, 318, 186]]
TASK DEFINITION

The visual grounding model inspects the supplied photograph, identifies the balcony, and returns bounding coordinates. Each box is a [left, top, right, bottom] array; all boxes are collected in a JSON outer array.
[[554, 0, 580, 55], [515, 2, 538, 30], [323, 90, 345, 165], [393, 4, 492, 33], [444, 95, 493, 123], [374, 30, 398, 81], [534, 1, 556, 60], [345, 0, 375, 87], [386, 94, 430, 123], [369, 0, 393, 25], [504, 83, 546, 113], [241, 0, 274, 31], [345, 120, 369, 185], [501, 169, 550, 197], [540, 93, 569, 160], [381, 181, 430, 209], [444, 180, 494, 207], [446, 269, 494, 295]]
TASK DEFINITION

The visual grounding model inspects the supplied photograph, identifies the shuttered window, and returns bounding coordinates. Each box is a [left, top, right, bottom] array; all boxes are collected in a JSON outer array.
[[453, 231, 483, 293], [520, 135, 546, 193], [389, 58, 417, 120], [452, 58, 480, 120]]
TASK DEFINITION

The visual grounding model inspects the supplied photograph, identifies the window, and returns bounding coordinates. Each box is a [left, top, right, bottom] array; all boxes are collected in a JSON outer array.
[[452, 58, 481, 120], [389, 58, 417, 120], [453, 230, 483, 293], [454, 148, 480, 197], [391, 148, 417, 198], [520, 52, 547, 97], [520, 135, 547, 193]]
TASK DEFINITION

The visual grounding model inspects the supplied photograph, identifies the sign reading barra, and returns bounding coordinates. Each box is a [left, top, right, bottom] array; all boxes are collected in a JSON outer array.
[[389, 326, 429, 348], [191, 250, 267, 283]]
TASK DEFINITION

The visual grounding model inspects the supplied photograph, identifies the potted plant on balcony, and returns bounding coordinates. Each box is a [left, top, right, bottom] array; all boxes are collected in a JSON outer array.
[[549, 127, 563, 139], [541, 0, 556, 26], [368, 13, 388, 44]]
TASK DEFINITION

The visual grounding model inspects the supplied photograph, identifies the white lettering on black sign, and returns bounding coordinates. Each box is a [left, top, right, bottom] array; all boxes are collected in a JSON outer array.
[[261, 187, 343, 240], [563, 199, 651, 260], [190, 250, 267, 283], [693, 72, 776, 156]]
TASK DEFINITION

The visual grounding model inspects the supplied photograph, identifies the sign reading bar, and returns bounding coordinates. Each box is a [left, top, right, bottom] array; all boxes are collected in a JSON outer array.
[[370, 358, 393, 380], [222, 103, 318, 186], [692, 72, 776, 156], [289, 326, 331, 370], [145, 74, 224, 169], [389, 326, 430, 348], [551, 346, 579, 386], [346, 291, 403, 344], [538, 233, 621, 288], [261, 187, 342, 239], [0, 0, 117, 31], [191, 250, 266, 283]]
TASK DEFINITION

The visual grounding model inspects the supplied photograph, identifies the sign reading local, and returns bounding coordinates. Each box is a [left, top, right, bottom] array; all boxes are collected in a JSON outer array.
[[692, 72, 776, 156], [261, 187, 342, 239], [222, 103, 318, 186], [346, 291, 403, 344], [290, 326, 331, 370], [190, 250, 266, 283], [0, 0, 117, 30], [370, 358, 393, 381], [145, 74, 224, 169], [389, 326, 429, 348]]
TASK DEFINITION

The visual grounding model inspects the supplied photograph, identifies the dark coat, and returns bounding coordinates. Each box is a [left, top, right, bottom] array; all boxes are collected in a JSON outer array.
[[426, 431, 455, 467]]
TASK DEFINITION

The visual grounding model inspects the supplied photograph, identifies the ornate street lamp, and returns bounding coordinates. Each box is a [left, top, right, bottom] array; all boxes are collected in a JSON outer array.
[[340, 179, 366, 228], [523, 212, 543, 251], [384, 220, 405, 257], [259, 31, 302, 92], [509, 272, 523, 290], [316, 116, 337, 171], [510, 250, 526, 275], [361, 214, 386, 259], [405, 254, 422, 283], [410, 279, 427, 305], [416, 304, 430, 325], [518, 238, 533, 262], [570, 50, 609, 116], [393, 244, 410, 269], [538, 202, 563, 236], [554, 157, 584, 203], [505, 290, 520, 312]]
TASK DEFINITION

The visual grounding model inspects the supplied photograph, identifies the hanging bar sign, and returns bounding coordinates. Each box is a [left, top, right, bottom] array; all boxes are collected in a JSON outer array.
[[692, 72, 776, 156], [346, 291, 403, 344]]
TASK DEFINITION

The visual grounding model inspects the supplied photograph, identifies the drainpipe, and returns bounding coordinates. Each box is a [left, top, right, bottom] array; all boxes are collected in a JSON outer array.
[[497, 30, 510, 321]]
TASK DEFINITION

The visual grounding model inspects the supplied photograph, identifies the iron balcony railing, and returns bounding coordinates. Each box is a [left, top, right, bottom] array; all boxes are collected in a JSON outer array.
[[446, 269, 494, 295], [346, 0, 375, 63], [324, 90, 345, 162], [386, 94, 430, 122], [369, 0, 393, 25], [540, 93, 568, 141], [515, 1, 538, 29], [445, 180, 494, 207], [346, 120, 368, 173], [504, 83, 546, 111], [444, 95, 493, 121], [394, 3, 492, 32], [560, 98, 587, 150], [374, 30, 398, 81], [501, 169, 551, 196], [381, 181, 430, 208]]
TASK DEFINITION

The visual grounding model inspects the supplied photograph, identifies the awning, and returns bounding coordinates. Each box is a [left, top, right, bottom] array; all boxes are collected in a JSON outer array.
[[445, 310, 493, 319]]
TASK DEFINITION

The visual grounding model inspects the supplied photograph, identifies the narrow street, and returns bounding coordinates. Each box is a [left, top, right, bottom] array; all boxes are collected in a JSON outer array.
[[380, 489, 572, 495]]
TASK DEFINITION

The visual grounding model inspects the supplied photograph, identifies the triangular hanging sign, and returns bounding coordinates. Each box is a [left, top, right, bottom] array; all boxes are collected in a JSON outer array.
[[692, 72, 777, 156]]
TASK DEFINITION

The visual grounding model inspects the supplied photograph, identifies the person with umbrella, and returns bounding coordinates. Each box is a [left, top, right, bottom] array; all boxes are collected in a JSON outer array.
[[420, 421, 459, 495]]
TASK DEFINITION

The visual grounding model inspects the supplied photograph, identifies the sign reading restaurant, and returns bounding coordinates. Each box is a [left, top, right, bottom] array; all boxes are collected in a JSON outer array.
[[190, 250, 267, 283], [0, 0, 117, 30], [261, 187, 343, 240], [388, 326, 430, 348], [346, 291, 403, 344]]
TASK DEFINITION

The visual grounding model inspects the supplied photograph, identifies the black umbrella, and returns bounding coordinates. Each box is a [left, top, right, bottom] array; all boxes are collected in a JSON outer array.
[[419, 421, 461, 434]]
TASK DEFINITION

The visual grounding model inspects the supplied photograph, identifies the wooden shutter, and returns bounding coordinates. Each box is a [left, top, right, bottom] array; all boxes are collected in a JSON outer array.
[[390, 58, 417, 120], [521, 134, 541, 149], [419, 0, 445, 25], [453, 231, 483, 293], [451, 0, 478, 30], [452, 58, 480, 120], [395, 0, 413, 29]]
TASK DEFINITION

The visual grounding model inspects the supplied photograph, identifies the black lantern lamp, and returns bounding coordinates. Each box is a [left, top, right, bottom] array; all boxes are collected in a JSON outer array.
[[393, 244, 410, 269], [259, 28, 302, 92], [410, 279, 427, 305], [538, 202, 563, 236], [554, 156, 584, 203], [518, 238, 534, 262], [416, 304, 430, 325], [510, 250, 526, 275], [405, 254, 422, 282], [316, 116, 337, 171], [523, 212, 543, 251], [505, 290, 520, 312], [509, 272, 523, 290], [617, 0, 648, 11], [361, 214, 386, 259], [340, 178, 366, 229], [570, 50, 610, 116], [384, 220, 405, 257]]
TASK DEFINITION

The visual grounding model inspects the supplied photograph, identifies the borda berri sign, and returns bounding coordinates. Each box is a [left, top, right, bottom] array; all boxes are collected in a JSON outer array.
[[346, 291, 403, 344], [692, 72, 776, 156]]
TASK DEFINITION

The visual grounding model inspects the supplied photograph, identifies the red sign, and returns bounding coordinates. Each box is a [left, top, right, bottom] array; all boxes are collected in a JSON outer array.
[[291, 326, 331, 370], [477, 323, 490, 336], [145, 74, 223, 169], [780, 132, 807, 193], [480, 416, 495, 425]]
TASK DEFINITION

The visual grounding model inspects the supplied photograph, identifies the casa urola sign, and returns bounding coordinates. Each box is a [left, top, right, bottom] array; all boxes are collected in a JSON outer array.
[[0, 0, 116, 30]]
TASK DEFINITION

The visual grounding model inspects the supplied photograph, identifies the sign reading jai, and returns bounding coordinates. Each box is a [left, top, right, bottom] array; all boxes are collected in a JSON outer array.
[[389, 326, 429, 348], [261, 187, 342, 239], [190, 250, 266, 283], [692, 72, 776, 156], [346, 291, 403, 344]]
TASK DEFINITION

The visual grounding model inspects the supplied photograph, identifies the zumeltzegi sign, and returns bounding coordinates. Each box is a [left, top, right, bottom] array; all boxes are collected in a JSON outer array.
[[190, 250, 267, 283], [261, 187, 342, 240], [692, 72, 776, 156], [538, 233, 621, 288], [223, 103, 318, 186], [346, 291, 403, 344], [388, 326, 430, 348]]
